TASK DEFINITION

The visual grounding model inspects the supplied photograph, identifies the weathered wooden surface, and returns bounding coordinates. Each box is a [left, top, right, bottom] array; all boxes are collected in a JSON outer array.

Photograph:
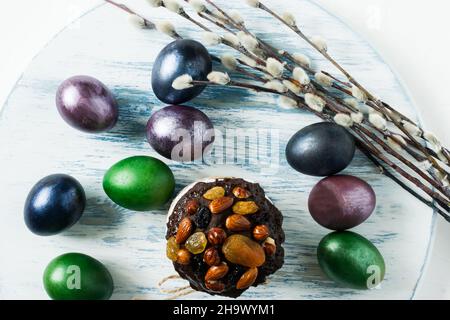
[[0, 0, 434, 299]]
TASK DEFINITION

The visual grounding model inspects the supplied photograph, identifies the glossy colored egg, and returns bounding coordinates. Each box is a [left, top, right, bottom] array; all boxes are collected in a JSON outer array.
[[43, 253, 114, 300], [146, 105, 215, 161], [103, 156, 175, 211], [24, 174, 86, 236], [308, 175, 376, 230], [56, 75, 118, 132], [152, 39, 212, 104], [286, 122, 355, 176], [317, 231, 385, 289]]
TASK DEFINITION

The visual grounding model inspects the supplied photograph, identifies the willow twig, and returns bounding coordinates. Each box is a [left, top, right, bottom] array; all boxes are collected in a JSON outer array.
[[106, 0, 450, 218], [255, 0, 449, 177], [105, 0, 155, 28]]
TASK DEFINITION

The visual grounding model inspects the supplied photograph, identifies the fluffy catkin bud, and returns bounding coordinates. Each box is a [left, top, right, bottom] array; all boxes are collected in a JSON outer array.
[[155, 21, 176, 36], [188, 0, 206, 13], [293, 53, 311, 69], [282, 80, 301, 94], [245, 0, 260, 8], [314, 72, 334, 87], [172, 74, 193, 90], [305, 93, 326, 112], [334, 113, 353, 128], [369, 113, 387, 130], [147, 0, 162, 7], [351, 112, 364, 124], [282, 12, 296, 26], [239, 55, 257, 67], [310, 36, 328, 52], [264, 80, 287, 93], [202, 32, 221, 45], [293, 67, 310, 85], [387, 137, 403, 153], [163, 0, 181, 13], [237, 31, 259, 52], [223, 33, 240, 47], [266, 58, 284, 78], [352, 85, 368, 102], [402, 121, 422, 137], [221, 54, 237, 70], [278, 96, 298, 109], [207, 72, 231, 85], [128, 15, 147, 29], [229, 10, 244, 25]]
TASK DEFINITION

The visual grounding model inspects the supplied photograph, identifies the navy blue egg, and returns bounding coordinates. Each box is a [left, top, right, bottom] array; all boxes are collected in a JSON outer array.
[[286, 122, 356, 176], [24, 174, 86, 236], [152, 39, 212, 104]]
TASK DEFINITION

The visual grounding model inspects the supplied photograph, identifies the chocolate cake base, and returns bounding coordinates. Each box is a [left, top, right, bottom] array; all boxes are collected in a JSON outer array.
[[166, 178, 285, 298]]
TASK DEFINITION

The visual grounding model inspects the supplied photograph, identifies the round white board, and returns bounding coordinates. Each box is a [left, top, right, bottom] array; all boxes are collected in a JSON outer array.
[[0, 0, 435, 299]]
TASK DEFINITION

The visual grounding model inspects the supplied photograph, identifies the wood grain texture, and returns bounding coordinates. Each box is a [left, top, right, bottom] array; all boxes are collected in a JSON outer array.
[[0, 0, 435, 299]]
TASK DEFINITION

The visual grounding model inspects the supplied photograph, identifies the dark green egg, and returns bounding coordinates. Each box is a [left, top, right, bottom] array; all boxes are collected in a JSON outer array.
[[317, 231, 385, 290], [43, 253, 114, 300], [103, 156, 175, 211]]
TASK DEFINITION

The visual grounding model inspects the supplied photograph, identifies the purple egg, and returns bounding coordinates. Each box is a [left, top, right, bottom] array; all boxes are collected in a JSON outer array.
[[146, 105, 215, 162], [308, 175, 376, 230], [56, 75, 118, 133]]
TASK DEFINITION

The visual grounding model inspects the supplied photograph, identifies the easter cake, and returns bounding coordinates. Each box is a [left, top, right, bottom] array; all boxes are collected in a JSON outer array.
[[166, 178, 285, 298]]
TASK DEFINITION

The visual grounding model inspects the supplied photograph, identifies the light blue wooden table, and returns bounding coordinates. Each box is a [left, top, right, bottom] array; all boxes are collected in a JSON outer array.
[[0, 0, 434, 299]]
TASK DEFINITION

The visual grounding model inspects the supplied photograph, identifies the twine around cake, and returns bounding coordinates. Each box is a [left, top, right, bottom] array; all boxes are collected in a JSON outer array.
[[158, 275, 195, 299], [155, 274, 271, 299]]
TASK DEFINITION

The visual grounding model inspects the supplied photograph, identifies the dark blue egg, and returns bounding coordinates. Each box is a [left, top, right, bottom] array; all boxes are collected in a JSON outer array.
[[152, 39, 212, 104], [286, 122, 355, 176], [24, 174, 86, 236]]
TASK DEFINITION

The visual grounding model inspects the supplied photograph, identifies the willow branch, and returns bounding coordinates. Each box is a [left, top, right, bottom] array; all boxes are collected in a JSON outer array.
[[256, 0, 449, 177]]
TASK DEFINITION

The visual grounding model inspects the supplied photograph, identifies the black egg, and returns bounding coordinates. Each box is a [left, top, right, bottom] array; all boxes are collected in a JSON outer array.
[[152, 39, 212, 104], [286, 122, 355, 176], [24, 174, 86, 236]]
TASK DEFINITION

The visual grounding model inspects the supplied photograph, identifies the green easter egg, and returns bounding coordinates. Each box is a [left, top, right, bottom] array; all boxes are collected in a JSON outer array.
[[43, 253, 114, 300], [103, 156, 175, 211], [317, 231, 385, 290]]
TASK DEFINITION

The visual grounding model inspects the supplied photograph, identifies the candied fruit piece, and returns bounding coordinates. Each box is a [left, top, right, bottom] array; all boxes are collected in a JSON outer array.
[[203, 186, 225, 200], [185, 232, 208, 254], [166, 236, 180, 262]]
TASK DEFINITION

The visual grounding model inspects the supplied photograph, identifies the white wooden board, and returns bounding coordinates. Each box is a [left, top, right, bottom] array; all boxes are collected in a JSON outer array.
[[0, 0, 435, 299]]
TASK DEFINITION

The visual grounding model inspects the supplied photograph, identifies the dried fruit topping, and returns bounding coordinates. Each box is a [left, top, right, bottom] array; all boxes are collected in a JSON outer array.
[[203, 247, 221, 266], [186, 199, 199, 215], [207, 227, 227, 245], [205, 262, 229, 281], [225, 214, 251, 232], [185, 232, 208, 254], [263, 237, 276, 256], [193, 207, 211, 229], [232, 186, 251, 199], [222, 234, 266, 267], [203, 186, 225, 200], [205, 280, 225, 292], [175, 217, 193, 244], [191, 254, 208, 274], [232, 201, 259, 215], [209, 196, 234, 214], [236, 267, 258, 290], [166, 236, 179, 262], [253, 225, 270, 241], [176, 248, 191, 265]]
